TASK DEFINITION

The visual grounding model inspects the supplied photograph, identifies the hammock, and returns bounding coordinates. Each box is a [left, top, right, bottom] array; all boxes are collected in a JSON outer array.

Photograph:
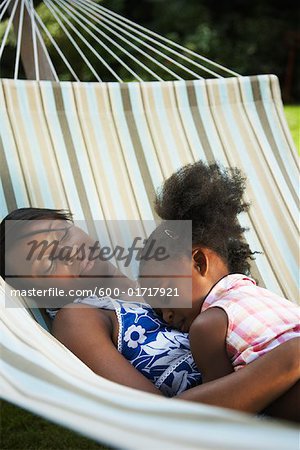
[[0, 1, 299, 449]]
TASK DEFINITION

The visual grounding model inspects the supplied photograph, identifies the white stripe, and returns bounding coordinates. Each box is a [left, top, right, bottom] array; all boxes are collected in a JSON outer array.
[[60, 83, 103, 220], [17, 82, 54, 206], [216, 80, 297, 294], [108, 83, 154, 219], [151, 83, 182, 171], [258, 76, 299, 188], [2, 82, 39, 205], [128, 82, 164, 190], [0, 178, 8, 216], [0, 83, 29, 207], [239, 77, 298, 222], [39, 82, 84, 218], [85, 84, 128, 221], [192, 79, 225, 162], [173, 81, 207, 161]]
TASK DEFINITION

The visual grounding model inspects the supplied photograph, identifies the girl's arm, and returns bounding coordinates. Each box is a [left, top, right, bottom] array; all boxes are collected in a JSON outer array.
[[189, 307, 233, 382]]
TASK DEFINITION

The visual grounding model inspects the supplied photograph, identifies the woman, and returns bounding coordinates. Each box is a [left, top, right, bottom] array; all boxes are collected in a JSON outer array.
[[1, 207, 299, 413]]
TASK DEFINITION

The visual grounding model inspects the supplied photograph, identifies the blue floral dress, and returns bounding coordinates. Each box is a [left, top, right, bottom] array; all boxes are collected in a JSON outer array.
[[73, 296, 202, 397]]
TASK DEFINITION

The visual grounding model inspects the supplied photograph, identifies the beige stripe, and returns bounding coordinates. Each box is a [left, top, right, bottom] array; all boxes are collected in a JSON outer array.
[[71, 84, 106, 219], [205, 80, 285, 295], [96, 83, 141, 220], [26, 82, 67, 208], [0, 81, 30, 209], [3, 81, 43, 206], [38, 82, 70, 210], [203, 80, 230, 165], [137, 83, 164, 182], [237, 78, 297, 232], [228, 82, 297, 297], [230, 79, 298, 243], [107, 84, 148, 223], [161, 82, 194, 165], [119, 83, 157, 219], [71, 83, 108, 222], [250, 77, 298, 205], [92, 83, 127, 220], [71, 83, 119, 256], [0, 136, 17, 212], [52, 83, 97, 238], [186, 81, 215, 162], [268, 75, 299, 167], [140, 83, 174, 178], [39, 83, 83, 218]]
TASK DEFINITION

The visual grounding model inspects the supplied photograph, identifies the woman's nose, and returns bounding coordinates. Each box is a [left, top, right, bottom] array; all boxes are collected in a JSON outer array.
[[162, 309, 174, 325]]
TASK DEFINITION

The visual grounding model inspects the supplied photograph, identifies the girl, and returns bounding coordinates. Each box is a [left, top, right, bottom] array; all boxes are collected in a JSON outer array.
[[139, 161, 300, 422]]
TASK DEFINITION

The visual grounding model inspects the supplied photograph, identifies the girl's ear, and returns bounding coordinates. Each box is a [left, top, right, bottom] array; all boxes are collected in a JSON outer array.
[[192, 248, 208, 276]]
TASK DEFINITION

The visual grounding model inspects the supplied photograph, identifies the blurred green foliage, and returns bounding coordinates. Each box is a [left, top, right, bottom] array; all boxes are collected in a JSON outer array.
[[0, 0, 299, 99], [284, 105, 300, 152]]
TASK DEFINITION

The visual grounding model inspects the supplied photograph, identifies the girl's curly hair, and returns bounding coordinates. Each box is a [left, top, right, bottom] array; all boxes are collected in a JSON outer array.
[[140, 161, 256, 275]]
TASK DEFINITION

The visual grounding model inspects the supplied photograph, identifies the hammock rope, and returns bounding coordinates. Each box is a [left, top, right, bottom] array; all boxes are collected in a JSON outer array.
[[0, 0, 241, 81], [13, 0, 23, 78], [65, 0, 203, 80], [0, 0, 18, 58], [32, 6, 76, 81], [43, 0, 105, 81], [73, 0, 220, 79], [52, 0, 151, 82], [0, 0, 13, 21], [51, 0, 186, 81], [29, 0, 39, 80], [83, 0, 240, 77]]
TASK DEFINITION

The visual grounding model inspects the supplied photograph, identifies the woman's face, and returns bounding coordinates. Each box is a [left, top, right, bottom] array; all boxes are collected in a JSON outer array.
[[5, 219, 102, 306], [6, 219, 95, 278]]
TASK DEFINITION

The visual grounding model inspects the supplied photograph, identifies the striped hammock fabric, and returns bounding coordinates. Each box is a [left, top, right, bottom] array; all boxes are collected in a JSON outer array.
[[1, 75, 298, 300], [1, 279, 299, 450], [0, 75, 299, 449]]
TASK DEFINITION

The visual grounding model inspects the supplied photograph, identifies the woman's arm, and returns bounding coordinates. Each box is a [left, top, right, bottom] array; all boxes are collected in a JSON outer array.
[[52, 303, 163, 395], [178, 337, 300, 413], [53, 305, 299, 414]]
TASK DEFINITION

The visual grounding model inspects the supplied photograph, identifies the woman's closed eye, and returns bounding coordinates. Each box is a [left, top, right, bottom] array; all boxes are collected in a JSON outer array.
[[44, 260, 55, 274], [42, 226, 73, 274]]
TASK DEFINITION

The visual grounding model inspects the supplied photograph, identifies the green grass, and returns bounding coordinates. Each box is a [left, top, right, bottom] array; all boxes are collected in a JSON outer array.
[[1, 105, 299, 450], [284, 105, 300, 152], [1, 400, 111, 450]]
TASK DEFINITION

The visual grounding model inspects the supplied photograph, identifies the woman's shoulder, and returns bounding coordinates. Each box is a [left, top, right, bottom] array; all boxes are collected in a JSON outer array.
[[55, 301, 113, 318], [53, 302, 115, 341]]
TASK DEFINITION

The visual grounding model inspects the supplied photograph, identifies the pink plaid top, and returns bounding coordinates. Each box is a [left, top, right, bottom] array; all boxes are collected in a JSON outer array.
[[201, 274, 300, 370]]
